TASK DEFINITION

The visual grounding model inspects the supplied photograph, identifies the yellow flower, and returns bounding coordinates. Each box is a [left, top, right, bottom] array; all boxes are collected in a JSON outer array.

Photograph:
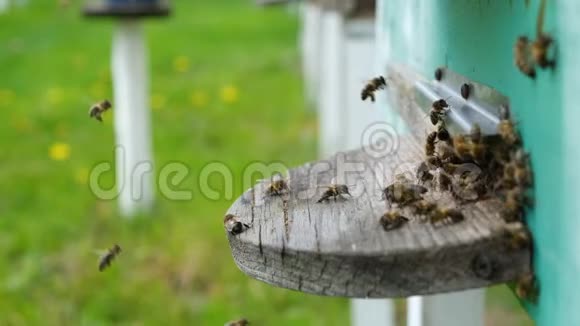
[[49, 142, 70, 161], [0, 89, 15, 106], [173, 56, 190, 73], [46, 87, 65, 106], [74, 167, 89, 185], [220, 85, 239, 104], [190, 90, 208, 108], [151, 94, 166, 110]]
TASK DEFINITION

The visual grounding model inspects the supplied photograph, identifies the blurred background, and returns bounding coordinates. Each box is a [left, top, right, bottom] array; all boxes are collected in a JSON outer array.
[[0, 0, 533, 325]]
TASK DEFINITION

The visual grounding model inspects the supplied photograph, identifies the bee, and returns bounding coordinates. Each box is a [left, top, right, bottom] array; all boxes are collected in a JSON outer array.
[[498, 106, 521, 146], [361, 76, 387, 102], [515, 273, 539, 303], [502, 224, 531, 250], [98, 244, 122, 272], [532, 0, 554, 69], [225, 318, 250, 326], [425, 131, 438, 157], [264, 173, 289, 197], [382, 182, 427, 206], [501, 187, 531, 222], [411, 200, 437, 216], [469, 124, 487, 164], [513, 149, 533, 187], [436, 121, 450, 141], [89, 99, 112, 122], [379, 210, 409, 231], [317, 184, 351, 203], [437, 172, 453, 192], [514, 36, 536, 79], [224, 214, 251, 235], [425, 155, 443, 169], [452, 135, 472, 161], [428, 207, 464, 225], [429, 99, 449, 125], [532, 34, 554, 69], [416, 162, 434, 184]]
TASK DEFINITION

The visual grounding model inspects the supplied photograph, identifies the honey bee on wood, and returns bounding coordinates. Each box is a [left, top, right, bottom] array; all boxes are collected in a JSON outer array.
[[437, 172, 453, 192], [436, 121, 450, 142], [416, 162, 434, 184], [428, 207, 464, 225], [361, 76, 387, 102], [452, 135, 472, 162], [502, 224, 531, 250], [498, 106, 521, 146], [468, 124, 488, 164], [411, 200, 437, 216], [514, 36, 537, 79], [379, 210, 409, 231], [98, 244, 121, 272], [501, 187, 532, 222], [515, 273, 539, 303], [429, 99, 450, 125], [224, 214, 251, 235], [382, 182, 427, 206], [317, 184, 351, 203], [264, 173, 289, 197], [225, 318, 250, 326], [425, 131, 438, 157], [89, 99, 112, 122]]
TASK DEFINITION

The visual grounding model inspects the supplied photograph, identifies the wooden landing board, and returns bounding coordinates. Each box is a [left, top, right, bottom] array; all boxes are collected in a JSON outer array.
[[224, 139, 531, 298]]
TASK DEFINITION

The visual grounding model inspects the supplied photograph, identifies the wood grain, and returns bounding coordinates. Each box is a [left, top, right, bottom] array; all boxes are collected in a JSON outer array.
[[224, 140, 531, 298]]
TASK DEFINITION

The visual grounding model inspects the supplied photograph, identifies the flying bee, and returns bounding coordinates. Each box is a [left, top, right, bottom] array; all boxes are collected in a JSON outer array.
[[317, 184, 351, 203], [97, 244, 121, 272], [361, 76, 387, 102], [264, 173, 289, 197], [428, 207, 464, 225], [382, 182, 427, 206], [532, 34, 554, 69], [514, 36, 536, 79], [225, 318, 250, 326], [515, 273, 539, 303], [379, 210, 409, 231], [429, 98, 450, 125], [502, 224, 531, 250], [89, 99, 112, 122], [411, 200, 437, 216], [425, 131, 438, 157], [224, 214, 251, 235]]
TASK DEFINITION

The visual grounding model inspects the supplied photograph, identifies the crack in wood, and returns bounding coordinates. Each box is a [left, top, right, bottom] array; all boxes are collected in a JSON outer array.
[[298, 276, 304, 291], [282, 199, 290, 240], [250, 188, 256, 225]]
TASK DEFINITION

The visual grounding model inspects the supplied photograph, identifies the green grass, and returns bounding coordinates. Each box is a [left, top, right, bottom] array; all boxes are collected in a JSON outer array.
[[0, 1, 534, 325]]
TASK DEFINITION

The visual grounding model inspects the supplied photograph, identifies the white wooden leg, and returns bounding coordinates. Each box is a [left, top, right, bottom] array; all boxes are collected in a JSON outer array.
[[351, 299, 396, 326], [317, 10, 345, 158], [111, 20, 154, 217], [300, 2, 322, 105], [407, 290, 485, 326]]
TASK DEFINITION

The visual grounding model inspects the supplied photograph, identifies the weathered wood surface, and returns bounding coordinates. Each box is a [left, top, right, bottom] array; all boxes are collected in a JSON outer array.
[[224, 140, 531, 298]]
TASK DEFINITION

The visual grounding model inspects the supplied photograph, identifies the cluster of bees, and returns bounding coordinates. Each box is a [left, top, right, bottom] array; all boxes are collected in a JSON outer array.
[[514, 0, 554, 79]]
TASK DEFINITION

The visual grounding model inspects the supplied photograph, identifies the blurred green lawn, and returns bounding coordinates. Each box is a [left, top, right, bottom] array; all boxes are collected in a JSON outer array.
[[0, 0, 533, 325]]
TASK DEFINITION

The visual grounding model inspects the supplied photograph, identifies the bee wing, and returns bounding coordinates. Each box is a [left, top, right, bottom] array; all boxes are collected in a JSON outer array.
[[93, 249, 108, 257]]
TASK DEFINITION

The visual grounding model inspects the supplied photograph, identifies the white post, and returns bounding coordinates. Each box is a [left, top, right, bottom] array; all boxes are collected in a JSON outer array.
[[111, 20, 154, 217], [407, 290, 485, 326], [300, 1, 322, 105]]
